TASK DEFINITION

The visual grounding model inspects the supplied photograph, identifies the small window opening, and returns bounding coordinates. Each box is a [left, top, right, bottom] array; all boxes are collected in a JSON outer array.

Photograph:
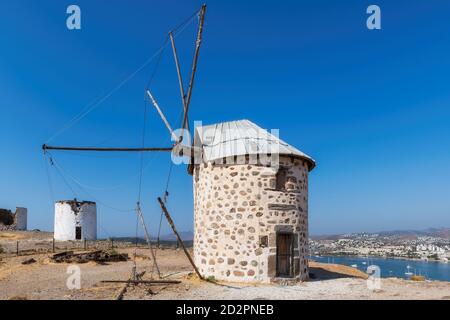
[[276, 168, 288, 191], [259, 236, 268, 248]]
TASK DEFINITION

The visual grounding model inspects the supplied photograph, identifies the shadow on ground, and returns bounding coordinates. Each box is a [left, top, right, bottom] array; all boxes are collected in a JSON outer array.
[[309, 267, 364, 282]]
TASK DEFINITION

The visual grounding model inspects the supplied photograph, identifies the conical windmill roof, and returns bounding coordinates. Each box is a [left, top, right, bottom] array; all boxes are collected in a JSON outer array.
[[193, 119, 316, 171]]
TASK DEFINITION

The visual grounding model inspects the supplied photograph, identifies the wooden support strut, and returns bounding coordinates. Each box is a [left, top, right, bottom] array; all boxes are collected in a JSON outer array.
[[112, 270, 146, 300], [102, 280, 181, 285], [169, 31, 188, 135], [157, 197, 203, 280], [136, 205, 161, 278], [146, 90, 178, 142], [115, 271, 134, 300]]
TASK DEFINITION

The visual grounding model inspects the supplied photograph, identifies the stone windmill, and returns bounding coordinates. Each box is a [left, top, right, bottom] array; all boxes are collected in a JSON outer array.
[[42, 4, 317, 283], [188, 120, 316, 282]]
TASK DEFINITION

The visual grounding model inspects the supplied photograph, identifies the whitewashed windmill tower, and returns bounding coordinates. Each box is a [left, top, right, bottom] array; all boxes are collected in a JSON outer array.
[[54, 199, 97, 241]]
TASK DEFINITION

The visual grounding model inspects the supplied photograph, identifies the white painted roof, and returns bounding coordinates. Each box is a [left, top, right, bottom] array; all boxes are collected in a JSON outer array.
[[193, 119, 316, 171]]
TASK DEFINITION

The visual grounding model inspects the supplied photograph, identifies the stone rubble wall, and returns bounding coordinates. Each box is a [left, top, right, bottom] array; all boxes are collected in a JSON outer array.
[[0, 224, 18, 231], [193, 155, 309, 283], [0, 208, 27, 231]]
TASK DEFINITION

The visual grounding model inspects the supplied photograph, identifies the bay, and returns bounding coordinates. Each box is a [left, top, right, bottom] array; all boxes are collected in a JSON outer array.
[[311, 255, 450, 282]]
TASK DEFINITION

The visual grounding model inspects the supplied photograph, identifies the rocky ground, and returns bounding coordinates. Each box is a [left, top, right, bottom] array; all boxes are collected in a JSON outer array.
[[1, 232, 450, 300]]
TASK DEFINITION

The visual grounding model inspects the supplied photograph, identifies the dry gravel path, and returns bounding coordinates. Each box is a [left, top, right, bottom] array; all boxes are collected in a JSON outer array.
[[1, 244, 449, 300]]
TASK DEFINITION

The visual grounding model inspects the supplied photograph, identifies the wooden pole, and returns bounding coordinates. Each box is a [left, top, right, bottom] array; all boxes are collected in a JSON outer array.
[[16, 241, 19, 256], [43, 144, 172, 152], [169, 32, 189, 136], [84, 239, 87, 250], [157, 197, 203, 280], [182, 4, 207, 132], [102, 280, 181, 285], [115, 271, 134, 300], [136, 205, 161, 278], [52, 238, 55, 253], [145, 90, 178, 142]]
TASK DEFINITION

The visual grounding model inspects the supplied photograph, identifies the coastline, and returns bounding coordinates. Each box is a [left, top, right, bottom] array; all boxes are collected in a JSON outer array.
[[311, 254, 449, 264], [310, 254, 450, 282]]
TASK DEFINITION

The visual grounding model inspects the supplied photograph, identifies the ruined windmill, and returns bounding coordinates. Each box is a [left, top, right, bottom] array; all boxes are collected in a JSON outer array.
[[43, 3, 317, 284]]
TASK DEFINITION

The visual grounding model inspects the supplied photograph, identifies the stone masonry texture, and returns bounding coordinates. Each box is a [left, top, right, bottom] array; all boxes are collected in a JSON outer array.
[[193, 155, 309, 283]]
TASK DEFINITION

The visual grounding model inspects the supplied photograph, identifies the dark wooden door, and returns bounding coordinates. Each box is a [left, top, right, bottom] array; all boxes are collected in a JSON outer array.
[[76, 227, 82, 240], [276, 233, 293, 277]]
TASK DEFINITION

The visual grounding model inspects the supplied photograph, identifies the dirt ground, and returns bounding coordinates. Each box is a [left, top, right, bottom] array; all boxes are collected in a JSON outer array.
[[0, 231, 52, 240], [1, 244, 450, 300]]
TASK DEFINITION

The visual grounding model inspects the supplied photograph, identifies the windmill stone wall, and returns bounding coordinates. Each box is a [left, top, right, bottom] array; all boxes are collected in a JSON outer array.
[[193, 155, 310, 283]]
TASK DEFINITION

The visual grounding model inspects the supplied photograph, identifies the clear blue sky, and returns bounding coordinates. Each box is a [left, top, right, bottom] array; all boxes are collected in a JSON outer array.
[[1, 0, 450, 237]]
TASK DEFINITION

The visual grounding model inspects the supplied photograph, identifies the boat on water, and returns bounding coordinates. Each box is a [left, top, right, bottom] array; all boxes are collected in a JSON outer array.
[[405, 265, 414, 277], [351, 264, 358, 268]]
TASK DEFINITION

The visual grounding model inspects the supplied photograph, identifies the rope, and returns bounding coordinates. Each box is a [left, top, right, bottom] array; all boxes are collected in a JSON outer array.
[[171, 7, 202, 35], [43, 152, 55, 203], [133, 205, 139, 275], [135, 8, 199, 273], [48, 153, 135, 213], [49, 155, 78, 198], [46, 45, 169, 144], [42, 7, 202, 284], [156, 162, 174, 247], [154, 91, 185, 253], [138, 37, 167, 203], [44, 151, 156, 191], [46, 8, 198, 145], [98, 223, 112, 240], [154, 96, 185, 253]]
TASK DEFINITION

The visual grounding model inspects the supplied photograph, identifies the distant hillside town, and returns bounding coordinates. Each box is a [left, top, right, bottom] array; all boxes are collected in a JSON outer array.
[[310, 228, 450, 262]]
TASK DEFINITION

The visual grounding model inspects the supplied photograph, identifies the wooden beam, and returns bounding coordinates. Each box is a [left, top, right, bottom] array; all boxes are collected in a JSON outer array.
[[136, 205, 161, 278], [114, 271, 134, 300], [169, 32, 189, 135], [157, 197, 203, 280], [182, 4, 207, 132], [42, 144, 172, 152], [146, 90, 178, 142], [102, 280, 181, 285]]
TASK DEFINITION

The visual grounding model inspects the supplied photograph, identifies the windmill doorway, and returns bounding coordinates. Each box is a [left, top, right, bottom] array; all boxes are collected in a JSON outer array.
[[76, 226, 82, 240], [276, 232, 294, 277]]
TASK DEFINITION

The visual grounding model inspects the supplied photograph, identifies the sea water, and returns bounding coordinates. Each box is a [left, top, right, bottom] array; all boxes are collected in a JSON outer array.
[[311, 255, 450, 282]]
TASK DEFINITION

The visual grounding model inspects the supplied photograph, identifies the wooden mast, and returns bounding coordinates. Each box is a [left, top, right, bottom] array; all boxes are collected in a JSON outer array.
[[169, 31, 188, 134], [181, 4, 207, 134]]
